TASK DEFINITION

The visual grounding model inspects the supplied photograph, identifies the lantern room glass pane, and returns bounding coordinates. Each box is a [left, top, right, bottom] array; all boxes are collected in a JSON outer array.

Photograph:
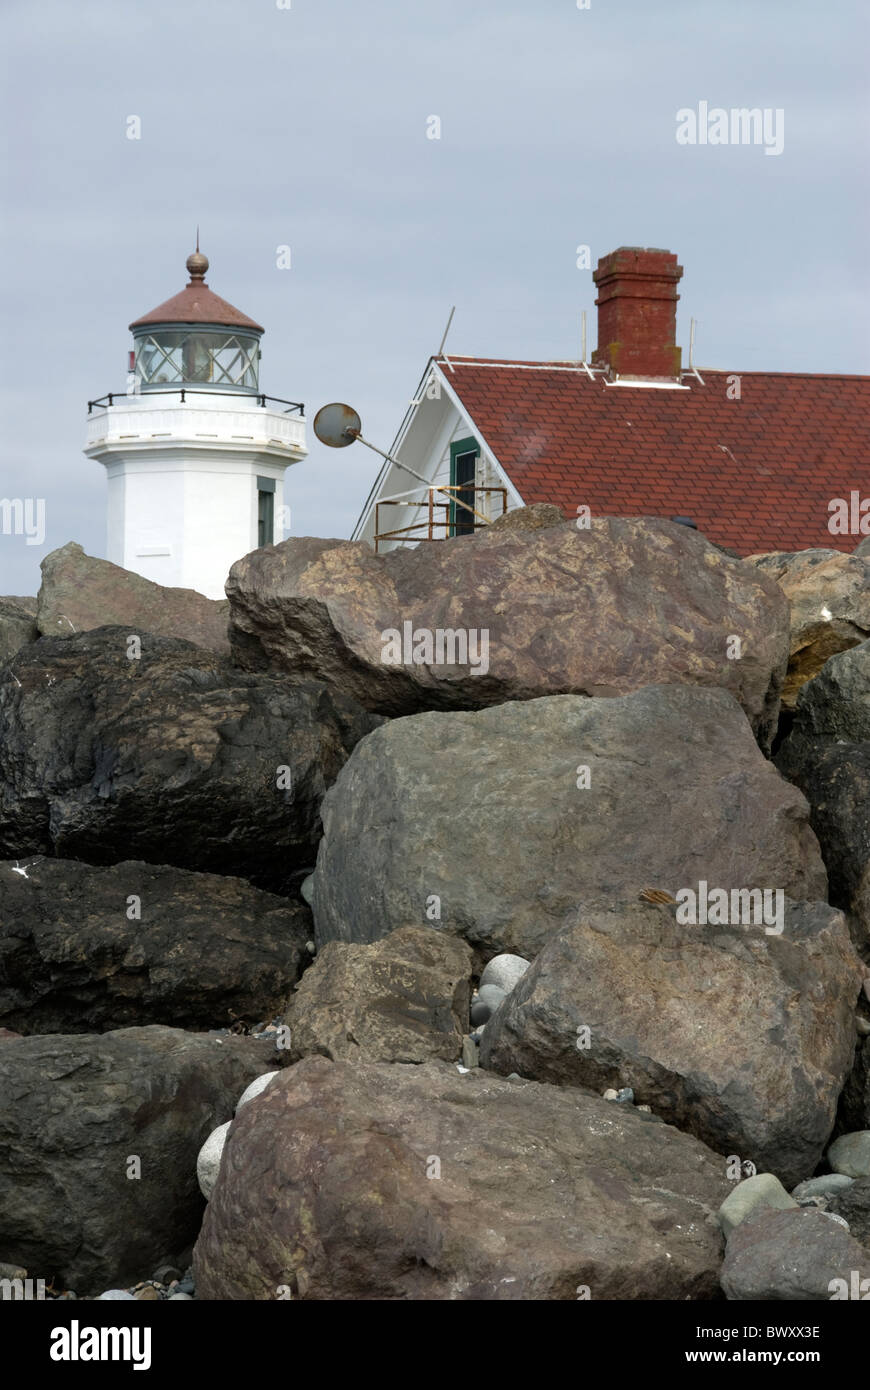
[[134, 329, 260, 391]]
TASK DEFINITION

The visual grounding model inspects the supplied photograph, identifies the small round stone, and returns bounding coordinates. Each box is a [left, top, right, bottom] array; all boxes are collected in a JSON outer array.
[[480, 954, 530, 995], [236, 1071, 280, 1112], [197, 1120, 232, 1199], [98, 1289, 136, 1300]]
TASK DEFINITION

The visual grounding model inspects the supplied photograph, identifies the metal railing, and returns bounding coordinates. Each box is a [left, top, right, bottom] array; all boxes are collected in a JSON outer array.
[[87, 388, 304, 416], [374, 485, 508, 553]]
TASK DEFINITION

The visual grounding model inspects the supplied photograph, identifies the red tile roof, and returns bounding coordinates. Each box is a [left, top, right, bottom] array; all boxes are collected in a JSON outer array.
[[439, 357, 870, 555]]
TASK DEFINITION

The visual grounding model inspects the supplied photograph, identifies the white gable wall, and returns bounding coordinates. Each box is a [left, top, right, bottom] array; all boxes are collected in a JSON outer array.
[[353, 363, 522, 551]]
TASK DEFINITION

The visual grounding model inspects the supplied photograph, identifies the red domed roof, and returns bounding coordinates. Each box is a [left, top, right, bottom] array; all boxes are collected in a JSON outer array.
[[129, 248, 264, 334]]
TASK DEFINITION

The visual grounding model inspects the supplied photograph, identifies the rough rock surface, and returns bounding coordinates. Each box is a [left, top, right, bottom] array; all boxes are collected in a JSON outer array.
[[312, 686, 827, 962], [479, 898, 863, 1188], [227, 516, 788, 746], [749, 548, 870, 710], [720, 1206, 870, 1300], [0, 628, 381, 892], [0, 1026, 276, 1295], [0, 858, 311, 1034], [194, 1057, 733, 1300], [827, 1178, 870, 1246], [776, 641, 870, 953], [283, 926, 472, 1064], [0, 597, 38, 668], [37, 542, 231, 655]]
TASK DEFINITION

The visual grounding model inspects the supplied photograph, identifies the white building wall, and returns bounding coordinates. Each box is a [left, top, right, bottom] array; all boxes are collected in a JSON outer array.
[[86, 393, 304, 598]]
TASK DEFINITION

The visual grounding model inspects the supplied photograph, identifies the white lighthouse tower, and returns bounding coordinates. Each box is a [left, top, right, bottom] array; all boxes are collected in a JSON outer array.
[[85, 245, 306, 599]]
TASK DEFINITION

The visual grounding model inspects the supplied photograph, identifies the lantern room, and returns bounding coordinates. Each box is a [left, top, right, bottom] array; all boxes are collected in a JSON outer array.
[[128, 246, 264, 393]]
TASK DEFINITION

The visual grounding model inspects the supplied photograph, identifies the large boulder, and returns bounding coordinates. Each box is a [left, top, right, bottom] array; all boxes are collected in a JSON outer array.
[[283, 926, 472, 1064], [479, 898, 864, 1188], [0, 858, 311, 1034], [194, 1057, 733, 1300], [0, 628, 381, 892], [311, 686, 827, 962], [720, 1206, 870, 1300], [0, 597, 38, 667], [0, 1026, 276, 1295], [227, 516, 789, 747], [37, 542, 231, 655], [776, 641, 870, 953], [750, 548, 870, 710]]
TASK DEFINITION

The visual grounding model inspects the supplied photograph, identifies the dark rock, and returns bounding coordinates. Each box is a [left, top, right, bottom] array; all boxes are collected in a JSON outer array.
[[838, 1037, 870, 1131], [720, 1206, 870, 1300], [776, 640, 870, 952], [0, 1025, 275, 1296], [0, 628, 381, 892], [827, 1177, 870, 1246], [37, 542, 231, 655], [226, 516, 788, 747], [194, 1057, 732, 1300], [282, 926, 472, 1064], [479, 898, 863, 1189], [0, 858, 311, 1034], [312, 685, 827, 961], [0, 597, 38, 668]]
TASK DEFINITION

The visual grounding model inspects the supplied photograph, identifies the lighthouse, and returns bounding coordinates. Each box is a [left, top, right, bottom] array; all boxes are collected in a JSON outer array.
[[85, 246, 306, 599]]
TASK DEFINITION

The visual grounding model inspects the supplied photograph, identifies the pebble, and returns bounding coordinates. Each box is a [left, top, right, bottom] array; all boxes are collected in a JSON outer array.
[[197, 1120, 232, 1199], [479, 953, 530, 995], [98, 1289, 136, 1300], [168, 1291, 193, 1301], [236, 1071, 280, 1111], [603, 1088, 619, 1101], [134, 1285, 159, 1300], [152, 1263, 182, 1284], [615, 1087, 634, 1104]]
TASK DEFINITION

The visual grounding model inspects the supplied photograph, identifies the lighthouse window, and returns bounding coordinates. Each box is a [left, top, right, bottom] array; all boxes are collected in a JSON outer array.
[[258, 488, 275, 548]]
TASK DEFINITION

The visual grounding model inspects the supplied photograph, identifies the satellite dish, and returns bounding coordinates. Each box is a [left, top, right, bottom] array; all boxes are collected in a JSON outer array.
[[313, 402, 362, 449]]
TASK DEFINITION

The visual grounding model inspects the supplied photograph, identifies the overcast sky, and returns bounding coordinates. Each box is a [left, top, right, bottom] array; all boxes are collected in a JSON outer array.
[[1, 0, 867, 594]]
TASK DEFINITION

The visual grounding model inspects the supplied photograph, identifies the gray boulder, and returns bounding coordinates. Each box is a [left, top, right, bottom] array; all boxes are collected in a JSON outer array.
[[0, 858, 311, 1034], [720, 1206, 870, 1300], [226, 515, 788, 748], [312, 686, 827, 962], [194, 1057, 733, 1300], [37, 542, 231, 655], [0, 1026, 277, 1295], [0, 628, 381, 893], [283, 926, 472, 1064], [749, 548, 870, 710], [479, 898, 863, 1188]]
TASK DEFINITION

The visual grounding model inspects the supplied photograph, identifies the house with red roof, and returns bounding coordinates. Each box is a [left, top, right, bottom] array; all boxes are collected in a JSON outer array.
[[352, 247, 870, 557]]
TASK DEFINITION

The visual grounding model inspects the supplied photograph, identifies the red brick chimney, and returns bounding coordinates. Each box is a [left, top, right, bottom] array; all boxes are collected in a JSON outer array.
[[592, 247, 684, 380]]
